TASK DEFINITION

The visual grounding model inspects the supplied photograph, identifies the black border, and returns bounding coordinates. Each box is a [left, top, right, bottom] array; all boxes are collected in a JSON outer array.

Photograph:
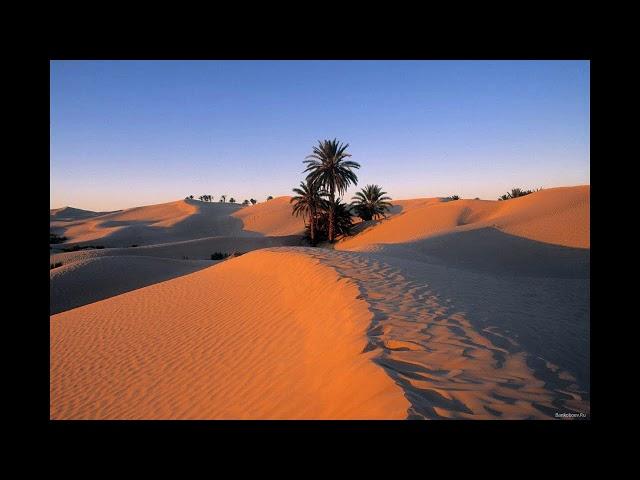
[[44, 25, 594, 446]]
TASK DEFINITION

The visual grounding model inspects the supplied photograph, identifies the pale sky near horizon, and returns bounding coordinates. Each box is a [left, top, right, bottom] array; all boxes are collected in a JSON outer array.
[[50, 60, 589, 211]]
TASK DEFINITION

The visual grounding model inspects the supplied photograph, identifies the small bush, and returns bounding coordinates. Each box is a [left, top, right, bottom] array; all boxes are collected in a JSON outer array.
[[211, 252, 229, 260], [61, 245, 105, 252], [50, 233, 68, 244], [231, 251, 245, 257], [50, 262, 63, 270], [498, 187, 542, 201]]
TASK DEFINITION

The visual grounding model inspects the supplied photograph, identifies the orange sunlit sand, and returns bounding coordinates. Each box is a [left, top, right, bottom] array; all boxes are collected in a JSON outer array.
[[50, 186, 590, 419]]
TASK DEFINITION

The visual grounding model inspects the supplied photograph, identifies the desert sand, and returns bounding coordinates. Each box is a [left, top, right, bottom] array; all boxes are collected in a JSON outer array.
[[50, 186, 590, 419]]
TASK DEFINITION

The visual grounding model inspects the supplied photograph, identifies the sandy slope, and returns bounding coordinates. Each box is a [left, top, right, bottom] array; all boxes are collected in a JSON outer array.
[[339, 186, 589, 251], [231, 196, 305, 236], [51, 206, 118, 222], [51, 197, 305, 248], [50, 256, 214, 315], [50, 235, 303, 313], [50, 197, 305, 312], [305, 248, 589, 419], [51, 250, 409, 419], [325, 185, 590, 417], [337, 186, 589, 278]]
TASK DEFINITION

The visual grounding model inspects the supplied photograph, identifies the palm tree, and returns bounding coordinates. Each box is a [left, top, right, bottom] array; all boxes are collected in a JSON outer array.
[[267, 196, 273, 201], [220, 195, 227, 203], [303, 139, 360, 242], [250, 198, 257, 205], [189, 195, 194, 199], [351, 184, 392, 221], [242, 199, 249, 206], [312, 198, 354, 242], [290, 180, 326, 246], [229, 197, 236, 203]]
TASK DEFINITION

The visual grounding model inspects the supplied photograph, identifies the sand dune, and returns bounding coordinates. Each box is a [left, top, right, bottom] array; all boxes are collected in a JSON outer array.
[[337, 186, 589, 278], [50, 186, 589, 419], [51, 250, 410, 419], [50, 235, 303, 312], [50, 256, 214, 315], [339, 186, 589, 252], [50, 198, 305, 312], [231, 196, 305, 236], [304, 248, 589, 418], [51, 234, 303, 265], [50, 198, 304, 248], [50, 206, 117, 222]]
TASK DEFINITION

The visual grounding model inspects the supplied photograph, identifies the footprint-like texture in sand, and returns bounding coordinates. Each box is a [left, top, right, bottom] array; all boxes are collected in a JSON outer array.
[[302, 248, 589, 419]]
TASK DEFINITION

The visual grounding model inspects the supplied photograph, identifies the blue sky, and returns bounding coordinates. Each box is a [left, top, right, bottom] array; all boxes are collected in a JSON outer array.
[[50, 60, 589, 211]]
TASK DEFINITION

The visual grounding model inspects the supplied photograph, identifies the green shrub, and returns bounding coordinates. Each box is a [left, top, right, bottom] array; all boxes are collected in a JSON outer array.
[[211, 252, 229, 260], [498, 187, 542, 201], [50, 233, 68, 244], [61, 245, 105, 252]]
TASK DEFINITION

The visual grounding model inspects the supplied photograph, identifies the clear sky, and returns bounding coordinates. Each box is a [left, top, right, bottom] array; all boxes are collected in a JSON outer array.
[[50, 60, 589, 211]]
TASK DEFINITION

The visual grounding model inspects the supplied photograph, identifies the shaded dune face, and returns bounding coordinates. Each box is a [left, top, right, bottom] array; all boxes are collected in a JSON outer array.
[[338, 186, 590, 278], [50, 250, 410, 420], [339, 186, 590, 252], [328, 186, 590, 418], [302, 248, 589, 419], [50, 256, 214, 315]]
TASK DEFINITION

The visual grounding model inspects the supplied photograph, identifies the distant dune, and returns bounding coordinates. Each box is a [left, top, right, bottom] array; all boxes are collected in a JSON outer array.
[[50, 206, 119, 222], [50, 186, 590, 419], [339, 186, 589, 250], [50, 197, 305, 248], [50, 198, 305, 312], [337, 186, 589, 278]]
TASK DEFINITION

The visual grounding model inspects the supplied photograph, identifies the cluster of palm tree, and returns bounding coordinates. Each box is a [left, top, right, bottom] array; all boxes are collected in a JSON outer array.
[[191, 194, 214, 202], [188, 194, 257, 206], [351, 184, 393, 221], [291, 138, 393, 245], [498, 187, 542, 201]]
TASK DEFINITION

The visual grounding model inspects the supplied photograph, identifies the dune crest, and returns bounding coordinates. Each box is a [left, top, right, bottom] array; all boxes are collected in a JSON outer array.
[[231, 196, 305, 236], [50, 249, 410, 419], [339, 186, 589, 252]]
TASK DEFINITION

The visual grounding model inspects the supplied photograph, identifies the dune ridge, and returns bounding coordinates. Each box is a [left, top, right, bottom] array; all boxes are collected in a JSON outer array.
[[339, 186, 589, 252], [51, 197, 305, 248], [304, 248, 589, 418], [50, 249, 410, 419]]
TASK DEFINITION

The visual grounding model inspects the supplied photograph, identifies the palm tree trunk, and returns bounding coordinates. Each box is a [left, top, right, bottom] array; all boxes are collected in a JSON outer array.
[[309, 209, 316, 246], [328, 184, 335, 242]]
